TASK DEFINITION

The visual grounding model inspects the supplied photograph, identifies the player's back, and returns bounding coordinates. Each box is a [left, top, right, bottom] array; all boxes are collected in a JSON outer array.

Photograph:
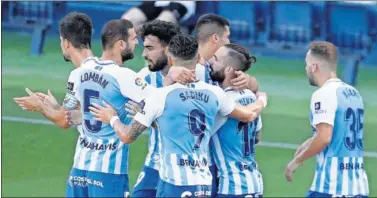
[[309, 79, 368, 196], [211, 88, 263, 195], [73, 57, 146, 174], [155, 81, 230, 186]]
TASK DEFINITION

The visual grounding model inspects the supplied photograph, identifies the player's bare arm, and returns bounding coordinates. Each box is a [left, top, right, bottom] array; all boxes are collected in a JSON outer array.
[[285, 123, 333, 182], [230, 71, 259, 93], [89, 102, 147, 143], [164, 66, 196, 86], [294, 137, 314, 157], [14, 88, 71, 129], [228, 92, 267, 122]]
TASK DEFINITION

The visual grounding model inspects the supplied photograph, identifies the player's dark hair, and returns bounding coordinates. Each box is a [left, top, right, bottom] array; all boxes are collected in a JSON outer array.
[[194, 13, 230, 43], [309, 41, 338, 67], [168, 34, 198, 61], [224, 43, 256, 72], [139, 20, 182, 46], [101, 19, 134, 50], [59, 12, 92, 49]]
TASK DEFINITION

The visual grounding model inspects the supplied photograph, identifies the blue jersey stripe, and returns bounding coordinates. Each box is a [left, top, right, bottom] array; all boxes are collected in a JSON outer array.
[[336, 157, 344, 195]]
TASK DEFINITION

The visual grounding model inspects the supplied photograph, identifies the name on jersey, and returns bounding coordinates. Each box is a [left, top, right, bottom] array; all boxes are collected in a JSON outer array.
[[81, 72, 109, 89], [237, 97, 255, 106], [179, 91, 209, 103], [79, 137, 117, 151], [339, 162, 364, 170], [342, 88, 360, 99], [178, 158, 208, 168], [237, 161, 258, 171]]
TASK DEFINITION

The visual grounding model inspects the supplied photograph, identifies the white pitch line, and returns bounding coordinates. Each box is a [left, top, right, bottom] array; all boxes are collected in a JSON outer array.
[[3, 116, 377, 158]]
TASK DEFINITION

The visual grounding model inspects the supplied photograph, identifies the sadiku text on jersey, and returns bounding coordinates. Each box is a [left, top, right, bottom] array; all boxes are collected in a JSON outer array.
[[79, 137, 117, 151], [179, 90, 209, 103], [81, 72, 109, 89]]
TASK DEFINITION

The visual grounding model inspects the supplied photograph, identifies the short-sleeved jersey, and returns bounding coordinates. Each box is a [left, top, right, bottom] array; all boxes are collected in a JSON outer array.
[[195, 62, 219, 167], [70, 57, 153, 175], [210, 88, 263, 195], [137, 67, 165, 170], [309, 78, 369, 196], [134, 81, 235, 186]]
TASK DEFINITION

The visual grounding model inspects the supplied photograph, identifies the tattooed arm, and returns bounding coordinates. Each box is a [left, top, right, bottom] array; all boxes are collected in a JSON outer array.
[[112, 119, 147, 143], [90, 102, 148, 144]]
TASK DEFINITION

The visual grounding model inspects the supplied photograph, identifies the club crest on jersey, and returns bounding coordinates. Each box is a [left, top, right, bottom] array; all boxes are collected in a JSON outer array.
[[135, 77, 147, 90]]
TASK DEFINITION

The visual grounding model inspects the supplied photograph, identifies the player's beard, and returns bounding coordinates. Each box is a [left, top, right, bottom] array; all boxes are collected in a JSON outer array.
[[121, 47, 134, 63], [63, 54, 71, 62], [147, 55, 168, 72], [209, 69, 225, 83], [307, 72, 317, 86]]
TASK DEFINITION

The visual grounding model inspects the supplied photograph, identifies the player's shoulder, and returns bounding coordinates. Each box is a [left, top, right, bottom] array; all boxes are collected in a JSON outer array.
[[225, 88, 257, 100], [311, 79, 342, 100], [137, 67, 152, 78]]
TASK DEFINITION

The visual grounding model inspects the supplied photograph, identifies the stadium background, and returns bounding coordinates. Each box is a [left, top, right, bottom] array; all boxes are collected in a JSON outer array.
[[2, 1, 377, 197]]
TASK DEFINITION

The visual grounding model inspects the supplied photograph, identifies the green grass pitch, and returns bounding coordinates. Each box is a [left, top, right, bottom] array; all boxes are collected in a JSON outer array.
[[2, 31, 377, 197]]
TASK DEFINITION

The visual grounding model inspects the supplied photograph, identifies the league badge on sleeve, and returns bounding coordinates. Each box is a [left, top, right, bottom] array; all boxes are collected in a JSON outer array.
[[135, 77, 147, 90]]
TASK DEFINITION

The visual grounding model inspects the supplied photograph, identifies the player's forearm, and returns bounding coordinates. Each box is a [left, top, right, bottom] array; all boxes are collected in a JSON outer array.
[[39, 105, 70, 129], [112, 118, 146, 144], [244, 100, 264, 122], [163, 76, 175, 86], [247, 75, 259, 94], [295, 136, 329, 164]]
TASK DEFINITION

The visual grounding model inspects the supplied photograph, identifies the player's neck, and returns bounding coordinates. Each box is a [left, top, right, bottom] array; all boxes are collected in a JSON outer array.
[[220, 77, 233, 90], [101, 50, 122, 66], [161, 65, 170, 77], [198, 43, 215, 62], [317, 72, 338, 87], [71, 49, 94, 68]]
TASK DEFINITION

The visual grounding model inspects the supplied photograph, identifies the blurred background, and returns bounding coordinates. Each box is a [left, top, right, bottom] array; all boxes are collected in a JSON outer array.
[[2, 1, 377, 197]]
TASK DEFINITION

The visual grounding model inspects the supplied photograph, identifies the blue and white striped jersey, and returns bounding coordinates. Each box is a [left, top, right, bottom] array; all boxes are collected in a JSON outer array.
[[137, 67, 165, 170], [309, 78, 369, 196], [211, 88, 263, 195], [196, 62, 218, 167], [134, 81, 235, 186], [68, 57, 153, 175]]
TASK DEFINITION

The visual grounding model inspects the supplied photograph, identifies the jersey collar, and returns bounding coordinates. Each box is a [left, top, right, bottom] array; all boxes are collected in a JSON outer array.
[[324, 78, 341, 86]]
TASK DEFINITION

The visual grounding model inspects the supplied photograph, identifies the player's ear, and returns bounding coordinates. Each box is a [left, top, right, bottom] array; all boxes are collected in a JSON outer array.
[[211, 34, 219, 44], [167, 55, 174, 67], [119, 40, 126, 51], [312, 63, 319, 73], [63, 39, 70, 49], [196, 53, 201, 64]]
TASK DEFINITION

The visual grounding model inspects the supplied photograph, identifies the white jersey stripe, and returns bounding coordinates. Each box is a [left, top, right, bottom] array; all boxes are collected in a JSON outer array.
[[352, 158, 358, 195], [244, 169, 254, 194], [170, 154, 182, 185], [212, 134, 229, 194], [88, 139, 102, 171], [229, 162, 242, 195], [101, 138, 114, 173], [114, 142, 124, 174], [342, 157, 349, 195], [329, 157, 338, 194], [319, 157, 327, 192], [78, 137, 91, 170]]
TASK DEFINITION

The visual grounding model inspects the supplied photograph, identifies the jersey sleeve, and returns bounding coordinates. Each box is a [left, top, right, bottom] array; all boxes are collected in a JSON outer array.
[[133, 88, 167, 127], [113, 67, 156, 103], [63, 68, 81, 110], [310, 89, 337, 126], [212, 86, 236, 116]]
